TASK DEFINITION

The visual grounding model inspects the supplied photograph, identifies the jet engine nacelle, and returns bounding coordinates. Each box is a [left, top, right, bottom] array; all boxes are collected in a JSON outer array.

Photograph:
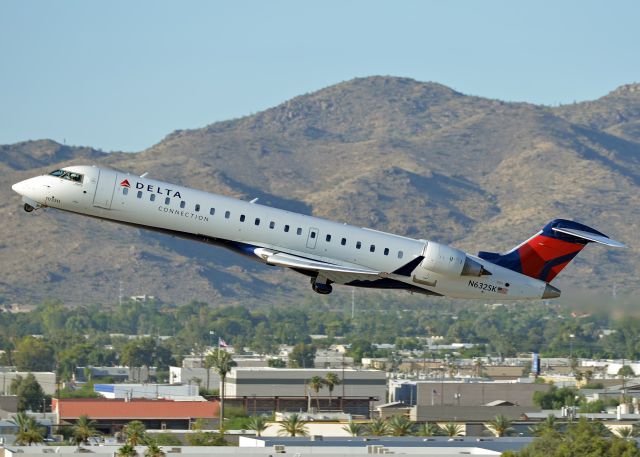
[[420, 242, 487, 277]]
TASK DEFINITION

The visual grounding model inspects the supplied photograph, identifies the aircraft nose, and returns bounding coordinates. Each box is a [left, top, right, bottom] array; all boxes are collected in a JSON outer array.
[[11, 179, 30, 195]]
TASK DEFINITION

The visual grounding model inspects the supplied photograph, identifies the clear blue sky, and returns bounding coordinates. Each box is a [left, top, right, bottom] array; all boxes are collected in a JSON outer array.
[[1, 0, 638, 152]]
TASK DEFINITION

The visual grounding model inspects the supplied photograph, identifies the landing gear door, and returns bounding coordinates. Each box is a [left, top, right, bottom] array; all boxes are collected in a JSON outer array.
[[93, 168, 118, 209], [306, 227, 319, 249]]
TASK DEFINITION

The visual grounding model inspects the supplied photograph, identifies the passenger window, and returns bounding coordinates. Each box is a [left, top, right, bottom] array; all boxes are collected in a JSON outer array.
[[150, 194, 156, 202], [255, 218, 261, 226], [210, 208, 215, 215], [123, 187, 128, 196], [326, 234, 331, 242], [180, 201, 186, 209], [370, 245, 375, 252], [311, 231, 316, 239], [137, 191, 142, 198], [284, 225, 290, 233], [165, 197, 171, 205], [384, 248, 389, 256], [240, 215, 245, 222], [398, 251, 404, 259], [297, 228, 302, 235], [356, 241, 362, 249], [195, 204, 200, 212], [341, 238, 346, 246], [225, 211, 231, 219], [269, 221, 275, 229]]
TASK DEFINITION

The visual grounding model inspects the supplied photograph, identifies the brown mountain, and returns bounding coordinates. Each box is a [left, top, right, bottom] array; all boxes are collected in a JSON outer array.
[[1, 76, 638, 305]]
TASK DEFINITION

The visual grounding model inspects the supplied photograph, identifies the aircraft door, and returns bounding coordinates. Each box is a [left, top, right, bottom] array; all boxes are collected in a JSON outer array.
[[306, 227, 319, 249], [92, 168, 118, 209]]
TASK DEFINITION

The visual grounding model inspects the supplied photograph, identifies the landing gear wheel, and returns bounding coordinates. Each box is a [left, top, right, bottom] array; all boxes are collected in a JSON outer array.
[[311, 281, 333, 295], [23, 203, 35, 213]]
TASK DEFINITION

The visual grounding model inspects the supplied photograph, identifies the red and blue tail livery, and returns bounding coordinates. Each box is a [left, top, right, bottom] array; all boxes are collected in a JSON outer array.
[[478, 219, 625, 282]]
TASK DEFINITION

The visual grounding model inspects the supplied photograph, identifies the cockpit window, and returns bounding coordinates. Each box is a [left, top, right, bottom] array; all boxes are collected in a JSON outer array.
[[49, 169, 83, 183]]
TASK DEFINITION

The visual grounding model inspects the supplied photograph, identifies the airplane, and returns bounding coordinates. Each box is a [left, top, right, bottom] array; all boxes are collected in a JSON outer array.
[[12, 165, 625, 300]]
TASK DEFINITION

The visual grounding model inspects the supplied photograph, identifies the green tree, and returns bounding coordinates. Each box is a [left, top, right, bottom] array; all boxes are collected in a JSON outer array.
[[14, 337, 55, 371], [10, 412, 45, 446], [268, 358, 286, 368], [486, 414, 514, 437], [308, 375, 325, 410], [342, 421, 363, 437], [528, 414, 560, 436], [207, 349, 237, 431], [415, 422, 440, 436], [387, 415, 413, 436], [289, 343, 315, 368], [324, 372, 341, 406], [440, 423, 464, 437], [367, 417, 389, 436], [278, 414, 308, 437], [246, 416, 268, 437], [124, 420, 147, 446], [144, 442, 166, 457], [72, 415, 99, 445], [117, 444, 138, 457], [10, 373, 46, 412]]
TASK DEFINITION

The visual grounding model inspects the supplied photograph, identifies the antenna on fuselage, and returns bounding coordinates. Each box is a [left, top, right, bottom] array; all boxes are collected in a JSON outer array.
[[250, 198, 259, 204], [140, 172, 149, 178]]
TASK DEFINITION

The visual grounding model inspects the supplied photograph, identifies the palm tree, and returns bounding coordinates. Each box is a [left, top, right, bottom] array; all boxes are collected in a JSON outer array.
[[144, 442, 166, 457], [387, 415, 413, 436], [440, 423, 464, 437], [278, 414, 308, 437], [308, 375, 325, 411], [73, 414, 99, 445], [124, 420, 147, 446], [528, 414, 560, 436], [614, 426, 635, 439], [246, 416, 269, 437], [9, 412, 44, 446], [341, 421, 363, 437], [473, 359, 484, 378], [208, 349, 237, 430], [486, 414, 514, 437], [324, 372, 341, 406], [117, 444, 138, 457], [415, 422, 440, 437], [367, 418, 389, 436]]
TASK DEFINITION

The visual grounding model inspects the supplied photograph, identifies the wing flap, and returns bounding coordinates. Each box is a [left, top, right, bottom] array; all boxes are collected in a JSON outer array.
[[266, 252, 382, 283]]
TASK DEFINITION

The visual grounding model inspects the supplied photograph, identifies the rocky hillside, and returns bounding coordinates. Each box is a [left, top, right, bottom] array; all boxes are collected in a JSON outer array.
[[2, 77, 638, 305]]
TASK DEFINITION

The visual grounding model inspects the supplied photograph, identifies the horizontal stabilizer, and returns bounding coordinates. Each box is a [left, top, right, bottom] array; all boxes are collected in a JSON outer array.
[[551, 227, 626, 248]]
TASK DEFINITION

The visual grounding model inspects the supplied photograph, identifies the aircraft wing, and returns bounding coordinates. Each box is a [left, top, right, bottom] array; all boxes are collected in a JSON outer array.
[[254, 248, 383, 283]]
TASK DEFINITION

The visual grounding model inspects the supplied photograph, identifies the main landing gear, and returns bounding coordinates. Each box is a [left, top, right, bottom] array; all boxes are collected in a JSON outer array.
[[311, 277, 333, 295]]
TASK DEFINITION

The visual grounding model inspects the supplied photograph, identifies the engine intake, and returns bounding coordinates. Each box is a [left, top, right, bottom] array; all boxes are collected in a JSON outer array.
[[420, 242, 490, 277]]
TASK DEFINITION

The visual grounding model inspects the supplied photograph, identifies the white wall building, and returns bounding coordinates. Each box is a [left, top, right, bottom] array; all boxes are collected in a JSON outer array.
[[93, 383, 201, 400], [225, 368, 387, 405], [170, 367, 221, 391]]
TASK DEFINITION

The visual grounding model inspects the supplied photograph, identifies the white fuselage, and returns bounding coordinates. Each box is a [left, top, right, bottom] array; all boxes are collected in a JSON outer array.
[[12, 165, 550, 300]]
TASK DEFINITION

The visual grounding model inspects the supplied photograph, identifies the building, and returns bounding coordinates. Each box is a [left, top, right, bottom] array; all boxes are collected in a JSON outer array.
[[0, 370, 56, 395], [169, 367, 221, 390], [93, 383, 200, 400], [53, 398, 219, 434], [74, 366, 156, 383], [227, 368, 385, 401]]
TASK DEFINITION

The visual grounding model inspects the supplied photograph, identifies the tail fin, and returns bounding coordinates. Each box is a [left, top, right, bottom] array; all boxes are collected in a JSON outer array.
[[478, 219, 624, 282]]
